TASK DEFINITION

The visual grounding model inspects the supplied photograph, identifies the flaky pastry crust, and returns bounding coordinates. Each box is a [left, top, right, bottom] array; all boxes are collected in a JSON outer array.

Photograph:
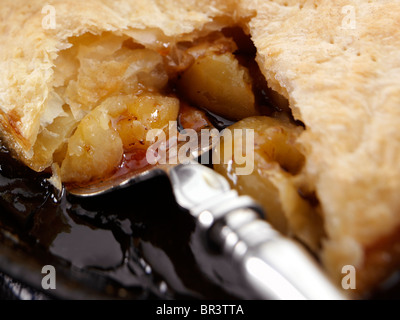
[[2, 0, 400, 296]]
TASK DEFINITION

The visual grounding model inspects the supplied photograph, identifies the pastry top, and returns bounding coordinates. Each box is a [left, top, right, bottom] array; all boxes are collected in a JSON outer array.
[[2, 0, 400, 293], [244, 0, 400, 279], [0, 0, 244, 170]]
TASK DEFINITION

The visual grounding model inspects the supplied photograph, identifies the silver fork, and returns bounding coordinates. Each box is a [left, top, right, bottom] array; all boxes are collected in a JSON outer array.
[[68, 155, 347, 300]]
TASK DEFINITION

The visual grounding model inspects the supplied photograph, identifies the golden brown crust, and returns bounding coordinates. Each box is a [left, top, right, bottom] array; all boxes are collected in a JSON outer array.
[[0, 0, 246, 171], [243, 0, 400, 295], [2, 0, 400, 296]]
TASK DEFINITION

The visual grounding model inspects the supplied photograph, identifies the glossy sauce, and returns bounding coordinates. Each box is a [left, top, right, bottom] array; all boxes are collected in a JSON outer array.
[[0, 140, 257, 299]]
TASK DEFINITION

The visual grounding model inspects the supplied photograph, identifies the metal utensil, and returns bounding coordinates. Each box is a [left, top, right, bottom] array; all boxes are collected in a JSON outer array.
[[68, 134, 347, 300]]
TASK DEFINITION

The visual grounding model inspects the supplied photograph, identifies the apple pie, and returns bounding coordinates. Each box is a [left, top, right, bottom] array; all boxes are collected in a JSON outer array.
[[1, 0, 400, 298]]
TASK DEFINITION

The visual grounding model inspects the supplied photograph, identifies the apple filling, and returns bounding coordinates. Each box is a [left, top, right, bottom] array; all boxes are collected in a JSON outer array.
[[60, 93, 180, 183], [31, 28, 320, 246], [213, 116, 324, 251], [33, 29, 280, 185], [25, 26, 328, 261], [32, 28, 317, 246]]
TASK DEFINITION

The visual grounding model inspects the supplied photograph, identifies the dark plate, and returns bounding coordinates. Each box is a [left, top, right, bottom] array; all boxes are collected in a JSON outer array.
[[0, 143, 258, 300]]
